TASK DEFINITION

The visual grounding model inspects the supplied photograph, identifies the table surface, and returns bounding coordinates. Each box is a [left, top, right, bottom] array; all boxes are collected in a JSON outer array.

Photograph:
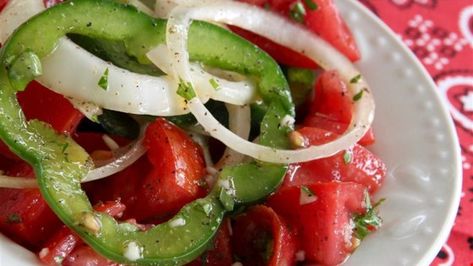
[[359, 0, 473, 265]]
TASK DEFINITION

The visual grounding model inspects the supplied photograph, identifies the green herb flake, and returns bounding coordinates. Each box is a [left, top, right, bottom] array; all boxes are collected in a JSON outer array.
[[209, 78, 220, 91], [301, 185, 314, 197], [350, 74, 362, 84], [343, 150, 352, 164], [54, 256, 64, 264], [304, 0, 318, 10], [90, 114, 99, 123], [98, 68, 109, 90], [290, 1, 306, 23], [353, 194, 385, 240], [6, 213, 22, 224], [61, 142, 69, 154], [177, 78, 196, 100], [264, 2, 271, 10], [353, 90, 364, 101]]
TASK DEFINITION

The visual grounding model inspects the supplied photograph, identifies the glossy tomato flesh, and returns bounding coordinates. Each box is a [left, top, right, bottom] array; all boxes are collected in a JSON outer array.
[[284, 127, 386, 193], [303, 70, 376, 146], [267, 182, 366, 265]]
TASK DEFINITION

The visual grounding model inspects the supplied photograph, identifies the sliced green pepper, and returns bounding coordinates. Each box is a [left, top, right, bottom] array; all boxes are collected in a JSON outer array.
[[0, 0, 294, 264]]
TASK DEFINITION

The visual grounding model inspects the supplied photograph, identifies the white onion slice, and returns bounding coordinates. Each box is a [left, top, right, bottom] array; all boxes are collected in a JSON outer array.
[[122, 0, 154, 15], [165, 1, 375, 163], [0, 0, 255, 117], [0, 0, 44, 42], [0, 132, 147, 188], [83, 137, 147, 182], [215, 104, 250, 169], [0, 175, 37, 189], [147, 46, 255, 105], [68, 98, 103, 122], [155, 0, 220, 18]]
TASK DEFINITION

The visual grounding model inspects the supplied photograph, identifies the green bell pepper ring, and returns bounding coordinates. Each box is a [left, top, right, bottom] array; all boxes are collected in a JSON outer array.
[[0, 0, 294, 264]]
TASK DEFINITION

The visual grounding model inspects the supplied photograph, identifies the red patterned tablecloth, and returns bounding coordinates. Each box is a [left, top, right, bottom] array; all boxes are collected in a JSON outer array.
[[359, 0, 473, 265]]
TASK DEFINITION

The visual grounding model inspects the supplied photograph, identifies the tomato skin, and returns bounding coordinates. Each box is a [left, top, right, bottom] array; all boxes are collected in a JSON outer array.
[[232, 205, 296, 266], [284, 127, 386, 193], [39, 226, 81, 266], [0, 161, 61, 250], [304, 0, 360, 61], [267, 182, 366, 265], [87, 119, 206, 223], [17, 81, 83, 134], [301, 182, 365, 265], [126, 118, 207, 222], [0, 0, 7, 11], [303, 70, 376, 146], [307, 70, 352, 123]]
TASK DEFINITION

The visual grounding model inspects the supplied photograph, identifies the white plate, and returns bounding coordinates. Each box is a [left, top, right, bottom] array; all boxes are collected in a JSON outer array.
[[0, 0, 462, 265]]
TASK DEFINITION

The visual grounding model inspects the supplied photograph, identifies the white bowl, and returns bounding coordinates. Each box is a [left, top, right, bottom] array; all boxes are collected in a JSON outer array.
[[0, 0, 462, 265]]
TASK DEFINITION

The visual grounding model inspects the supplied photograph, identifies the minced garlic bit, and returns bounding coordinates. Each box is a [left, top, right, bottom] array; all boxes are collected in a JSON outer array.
[[295, 250, 306, 261], [232, 262, 243, 266], [280, 114, 295, 129], [299, 186, 317, 205], [169, 217, 186, 228], [38, 248, 49, 259], [123, 241, 143, 261]]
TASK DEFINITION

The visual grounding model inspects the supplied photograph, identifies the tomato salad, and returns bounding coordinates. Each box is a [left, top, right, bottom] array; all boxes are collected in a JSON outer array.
[[0, 0, 386, 265]]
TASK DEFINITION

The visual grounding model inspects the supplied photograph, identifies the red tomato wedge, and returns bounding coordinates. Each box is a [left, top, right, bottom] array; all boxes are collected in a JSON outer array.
[[0, 161, 61, 250], [267, 182, 366, 265], [304, 0, 360, 61], [237, 0, 360, 65], [124, 118, 207, 222], [303, 70, 375, 146], [232, 205, 296, 266], [0, 0, 6, 12], [38, 200, 126, 266], [285, 127, 386, 193], [86, 119, 206, 223], [17, 81, 83, 134]]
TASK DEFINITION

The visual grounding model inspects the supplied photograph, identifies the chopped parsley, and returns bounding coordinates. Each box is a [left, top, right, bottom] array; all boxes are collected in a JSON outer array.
[[61, 142, 69, 154], [304, 0, 318, 10], [98, 68, 109, 90], [343, 150, 352, 164], [353, 194, 384, 240], [350, 74, 362, 84], [301, 185, 314, 197], [177, 79, 196, 100], [54, 256, 65, 264], [353, 90, 364, 101], [209, 78, 220, 90], [6, 213, 22, 224], [290, 1, 306, 23]]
